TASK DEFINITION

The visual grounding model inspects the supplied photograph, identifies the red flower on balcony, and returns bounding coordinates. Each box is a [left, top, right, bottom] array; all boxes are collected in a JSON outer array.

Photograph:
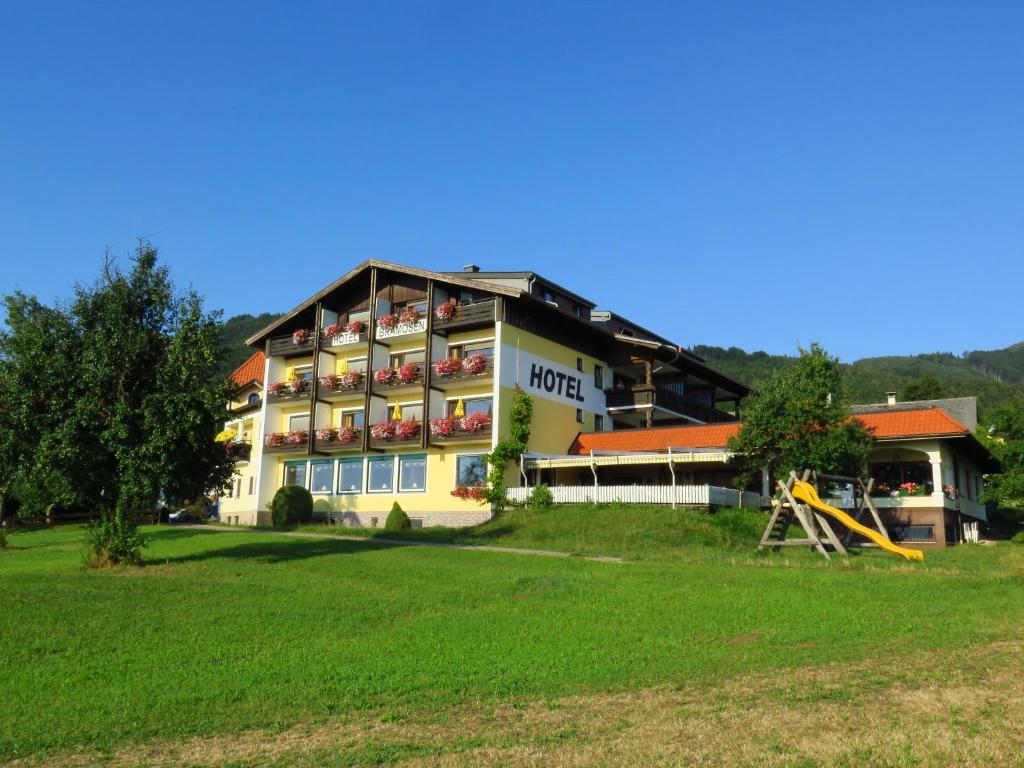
[[337, 425, 360, 444], [319, 374, 340, 391], [265, 432, 285, 447], [285, 429, 308, 445], [338, 371, 363, 389], [345, 320, 364, 334], [435, 302, 457, 322], [462, 353, 489, 375], [292, 329, 311, 345], [315, 428, 338, 443], [432, 357, 463, 377], [286, 378, 308, 394], [376, 313, 399, 330], [395, 420, 421, 440], [462, 412, 491, 433], [370, 421, 396, 441], [322, 324, 341, 338], [268, 382, 286, 395], [373, 367, 397, 385], [397, 362, 420, 383], [430, 415, 459, 437], [398, 307, 421, 324]]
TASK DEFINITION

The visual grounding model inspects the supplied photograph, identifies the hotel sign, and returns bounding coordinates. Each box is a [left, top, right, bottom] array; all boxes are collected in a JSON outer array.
[[500, 345, 606, 411]]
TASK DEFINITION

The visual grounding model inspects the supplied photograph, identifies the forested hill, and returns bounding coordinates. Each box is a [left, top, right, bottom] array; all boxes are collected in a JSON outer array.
[[693, 343, 1024, 415], [214, 311, 1022, 415]]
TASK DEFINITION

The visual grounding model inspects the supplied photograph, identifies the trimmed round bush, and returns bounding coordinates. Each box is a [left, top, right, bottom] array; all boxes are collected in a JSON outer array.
[[271, 485, 313, 528], [385, 501, 411, 531], [1011, 531, 1024, 545]]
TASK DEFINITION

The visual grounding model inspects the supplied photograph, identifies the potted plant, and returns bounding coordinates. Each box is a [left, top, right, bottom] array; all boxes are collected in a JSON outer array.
[[432, 357, 463, 377], [268, 382, 286, 395], [898, 481, 926, 497], [292, 329, 311, 345], [377, 313, 399, 330], [285, 429, 308, 445], [287, 378, 308, 394], [435, 301, 457, 322], [374, 367, 397, 385], [397, 362, 420, 383], [265, 432, 285, 447], [451, 483, 486, 501], [462, 352, 489, 375], [319, 374, 340, 392], [395, 420, 421, 440], [370, 421, 396, 441], [322, 323, 341, 338], [345, 319, 364, 334]]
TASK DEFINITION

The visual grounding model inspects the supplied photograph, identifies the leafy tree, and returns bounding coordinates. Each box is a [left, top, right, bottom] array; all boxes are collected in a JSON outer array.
[[902, 373, 945, 401], [727, 344, 873, 487], [0, 243, 234, 565], [978, 396, 1024, 508]]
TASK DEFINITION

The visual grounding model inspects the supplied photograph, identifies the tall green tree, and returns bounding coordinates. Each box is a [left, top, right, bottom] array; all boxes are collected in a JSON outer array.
[[728, 344, 873, 487], [978, 395, 1024, 507], [0, 243, 234, 564], [902, 373, 945, 401]]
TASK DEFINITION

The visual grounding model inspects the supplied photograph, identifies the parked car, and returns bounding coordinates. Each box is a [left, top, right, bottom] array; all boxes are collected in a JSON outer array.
[[168, 508, 194, 524]]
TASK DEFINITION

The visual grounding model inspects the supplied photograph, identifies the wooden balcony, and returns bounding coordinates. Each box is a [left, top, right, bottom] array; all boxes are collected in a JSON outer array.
[[429, 423, 493, 445], [604, 385, 736, 424], [370, 366, 424, 395], [269, 331, 315, 357], [322, 329, 368, 350], [225, 441, 252, 462], [267, 383, 312, 404], [433, 299, 496, 333], [367, 425, 423, 450]]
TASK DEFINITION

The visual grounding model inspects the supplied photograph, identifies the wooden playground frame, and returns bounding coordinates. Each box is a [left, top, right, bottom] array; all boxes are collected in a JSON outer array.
[[758, 470, 890, 560]]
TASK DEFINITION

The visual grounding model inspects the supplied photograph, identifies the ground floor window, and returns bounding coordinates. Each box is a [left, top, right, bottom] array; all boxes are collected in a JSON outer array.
[[398, 454, 427, 492], [456, 454, 488, 486], [338, 458, 363, 493], [310, 460, 334, 494], [869, 461, 932, 495], [367, 456, 395, 492], [891, 524, 935, 543], [283, 460, 306, 488]]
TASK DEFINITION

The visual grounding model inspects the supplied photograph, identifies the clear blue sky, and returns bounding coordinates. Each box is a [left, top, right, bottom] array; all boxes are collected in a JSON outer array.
[[2, 1, 1022, 360]]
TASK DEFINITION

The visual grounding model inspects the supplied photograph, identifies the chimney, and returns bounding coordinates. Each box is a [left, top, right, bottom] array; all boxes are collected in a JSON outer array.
[[886, 391, 897, 406], [463, 264, 480, 273]]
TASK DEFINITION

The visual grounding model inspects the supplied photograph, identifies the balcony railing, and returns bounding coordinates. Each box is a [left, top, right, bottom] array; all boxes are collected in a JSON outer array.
[[428, 415, 493, 444], [269, 331, 315, 357], [263, 431, 309, 453], [604, 385, 735, 424], [433, 299, 496, 332], [322, 327, 368, 349], [429, 353, 494, 386], [225, 441, 252, 461], [375, 315, 427, 341]]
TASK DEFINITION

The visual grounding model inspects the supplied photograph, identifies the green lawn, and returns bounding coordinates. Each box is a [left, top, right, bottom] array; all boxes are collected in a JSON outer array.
[[2, 515, 1023, 766]]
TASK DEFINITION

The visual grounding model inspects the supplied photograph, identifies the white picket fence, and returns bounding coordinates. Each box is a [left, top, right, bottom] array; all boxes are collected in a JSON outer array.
[[505, 484, 761, 508]]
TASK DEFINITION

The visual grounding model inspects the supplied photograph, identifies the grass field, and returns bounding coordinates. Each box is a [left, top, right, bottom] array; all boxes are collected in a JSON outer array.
[[3, 507, 1024, 767]]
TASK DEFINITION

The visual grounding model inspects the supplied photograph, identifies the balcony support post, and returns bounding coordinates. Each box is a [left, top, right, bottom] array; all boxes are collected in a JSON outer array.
[[421, 279, 435, 450], [307, 302, 324, 456], [361, 267, 378, 453]]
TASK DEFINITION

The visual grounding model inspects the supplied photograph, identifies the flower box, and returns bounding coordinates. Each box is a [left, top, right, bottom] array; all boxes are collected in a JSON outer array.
[[370, 421, 396, 441], [435, 302, 457, 322], [462, 353, 489, 375], [284, 429, 308, 446], [429, 415, 459, 437], [292, 329, 311, 345], [376, 314, 399, 330], [269, 379, 309, 397], [394, 420, 421, 440], [315, 428, 338, 443], [462, 412, 491, 433], [373, 367, 398, 385], [398, 307, 422, 325], [451, 483, 487, 501], [397, 362, 420, 383], [320, 371, 363, 392], [898, 482, 927, 497], [265, 432, 285, 447], [345, 320, 364, 334]]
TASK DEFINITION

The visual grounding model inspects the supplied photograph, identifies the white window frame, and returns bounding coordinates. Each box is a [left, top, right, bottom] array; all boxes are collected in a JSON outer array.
[[397, 453, 428, 494], [453, 452, 488, 488], [366, 455, 396, 494], [336, 406, 365, 429], [337, 457, 364, 494], [288, 413, 310, 432], [309, 459, 335, 496]]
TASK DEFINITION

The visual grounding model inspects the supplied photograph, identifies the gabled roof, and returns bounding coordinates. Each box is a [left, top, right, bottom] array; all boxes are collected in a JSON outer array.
[[850, 397, 978, 431], [244, 260, 525, 346], [568, 407, 973, 455], [229, 351, 265, 388]]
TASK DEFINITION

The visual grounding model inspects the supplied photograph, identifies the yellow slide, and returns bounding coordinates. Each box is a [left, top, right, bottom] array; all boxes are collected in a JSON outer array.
[[790, 480, 925, 562]]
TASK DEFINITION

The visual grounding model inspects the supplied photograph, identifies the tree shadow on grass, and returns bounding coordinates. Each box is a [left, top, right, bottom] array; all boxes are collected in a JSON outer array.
[[158, 534, 402, 565]]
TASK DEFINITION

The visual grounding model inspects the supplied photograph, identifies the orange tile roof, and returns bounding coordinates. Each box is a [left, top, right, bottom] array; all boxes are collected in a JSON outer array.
[[568, 407, 969, 454], [570, 423, 741, 454], [229, 351, 265, 388], [856, 407, 969, 439]]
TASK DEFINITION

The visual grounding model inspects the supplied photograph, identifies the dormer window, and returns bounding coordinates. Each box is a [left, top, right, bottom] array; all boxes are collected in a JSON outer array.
[[247, 392, 260, 405], [541, 288, 557, 304]]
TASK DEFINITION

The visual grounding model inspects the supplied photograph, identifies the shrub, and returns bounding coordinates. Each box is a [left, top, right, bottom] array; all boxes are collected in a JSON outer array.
[[1012, 531, 1024, 545], [86, 514, 146, 567], [528, 483, 554, 511], [385, 502, 411, 531], [271, 485, 314, 528], [0, 526, 6, 549]]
